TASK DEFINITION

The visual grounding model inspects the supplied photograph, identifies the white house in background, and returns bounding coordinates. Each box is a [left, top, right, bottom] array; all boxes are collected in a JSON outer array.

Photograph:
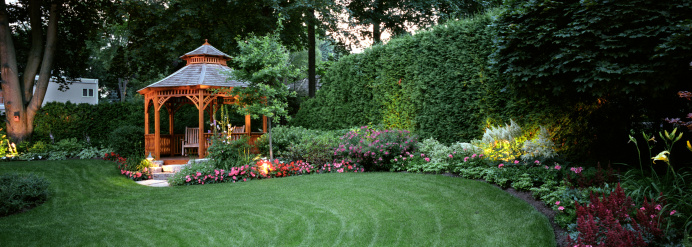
[[41, 77, 99, 105], [0, 77, 99, 113]]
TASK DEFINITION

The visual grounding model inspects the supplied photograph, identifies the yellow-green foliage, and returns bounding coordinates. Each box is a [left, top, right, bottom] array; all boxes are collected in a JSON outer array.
[[473, 120, 557, 162]]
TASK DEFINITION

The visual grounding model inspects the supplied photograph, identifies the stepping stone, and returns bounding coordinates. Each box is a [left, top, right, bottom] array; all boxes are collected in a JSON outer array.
[[136, 179, 169, 187]]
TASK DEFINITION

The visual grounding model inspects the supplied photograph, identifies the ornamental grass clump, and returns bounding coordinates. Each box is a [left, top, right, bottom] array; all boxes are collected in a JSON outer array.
[[333, 126, 417, 171]]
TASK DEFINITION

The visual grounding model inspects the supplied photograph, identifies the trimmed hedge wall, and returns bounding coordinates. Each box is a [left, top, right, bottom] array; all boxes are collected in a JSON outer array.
[[292, 10, 604, 160], [293, 12, 497, 144], [33, 101, 144, 147]]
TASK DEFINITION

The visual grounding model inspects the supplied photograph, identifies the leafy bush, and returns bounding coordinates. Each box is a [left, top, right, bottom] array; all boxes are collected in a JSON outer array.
[[77, 146, 114, 160], [109, 125, 144, 158], [207, 135, 255, 170], [254, 126, 343, 165], [568, 184, 674, 246], [333, 126, 418, 171], [282, 132, 338, 165], [33, 101, 144, 147], [0, 173, 50, 217], [520, 126, 557, 161], [473, 120, 557, 162], [46, 138, 85, 160]]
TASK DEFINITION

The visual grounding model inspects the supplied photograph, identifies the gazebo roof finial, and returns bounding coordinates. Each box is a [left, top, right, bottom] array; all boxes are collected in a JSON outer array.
[[204, 39, 210, 45]]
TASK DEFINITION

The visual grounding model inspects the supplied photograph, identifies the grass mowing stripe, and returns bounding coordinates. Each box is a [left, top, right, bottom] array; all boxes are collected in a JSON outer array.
[[0, 160, 554, 246]]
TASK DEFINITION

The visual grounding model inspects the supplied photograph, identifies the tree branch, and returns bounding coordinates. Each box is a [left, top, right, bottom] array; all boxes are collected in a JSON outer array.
[[28, 3, 60, 116], [0, 0, 21, 113], [22, 0, 43, 104]]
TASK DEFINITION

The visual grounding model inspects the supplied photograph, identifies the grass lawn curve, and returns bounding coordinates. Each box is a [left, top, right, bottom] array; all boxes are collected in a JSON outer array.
[[0, 160, 555, 246]]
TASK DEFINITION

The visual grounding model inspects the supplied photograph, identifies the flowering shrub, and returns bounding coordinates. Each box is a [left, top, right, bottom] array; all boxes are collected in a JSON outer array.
[[333, 126, 417, 171], [104, 152, 152, 181], [568, 184, 674, 246], [169, 159, 364, 186], [565, 163, 618, 189]]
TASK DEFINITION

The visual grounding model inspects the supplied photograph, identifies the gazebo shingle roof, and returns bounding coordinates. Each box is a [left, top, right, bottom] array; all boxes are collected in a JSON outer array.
[[181, 43, 231, 59], [140, 63, 246, 88], [138, 41, 247, 91]]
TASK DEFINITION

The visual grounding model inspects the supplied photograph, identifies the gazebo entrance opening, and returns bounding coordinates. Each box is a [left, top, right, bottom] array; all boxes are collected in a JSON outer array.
[[137, 41, 265, 160]]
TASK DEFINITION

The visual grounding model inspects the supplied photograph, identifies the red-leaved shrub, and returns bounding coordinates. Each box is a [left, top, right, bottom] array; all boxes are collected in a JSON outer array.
[[569, 183, 670, 247]]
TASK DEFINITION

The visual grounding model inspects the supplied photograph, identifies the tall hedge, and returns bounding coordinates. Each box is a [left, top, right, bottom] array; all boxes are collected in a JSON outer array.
[[33, 101, 144, 146], [293, 11, 498, 143]]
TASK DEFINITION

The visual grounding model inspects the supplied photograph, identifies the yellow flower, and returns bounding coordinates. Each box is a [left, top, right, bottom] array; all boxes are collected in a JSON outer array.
[[687, 141, 692, 152], [652, 151, 670, 164]]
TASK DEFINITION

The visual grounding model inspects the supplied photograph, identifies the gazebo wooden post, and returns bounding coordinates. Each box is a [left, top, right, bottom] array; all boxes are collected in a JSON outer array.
[[144, 99, 150, 135], [153, 93, 161, 160], [167, 103, 175, 135], [263, 116, 267, 133], [245, 115, 251, 135], [198, 90, 205, 158]]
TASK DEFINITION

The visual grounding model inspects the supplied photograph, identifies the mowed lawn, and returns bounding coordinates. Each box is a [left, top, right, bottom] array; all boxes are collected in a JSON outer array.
[[0, 160, 555, 246]]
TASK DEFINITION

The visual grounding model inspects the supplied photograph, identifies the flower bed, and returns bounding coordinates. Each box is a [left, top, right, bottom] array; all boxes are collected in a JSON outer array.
[[103, 152, 152, 181], [169, 159, 364, 186]]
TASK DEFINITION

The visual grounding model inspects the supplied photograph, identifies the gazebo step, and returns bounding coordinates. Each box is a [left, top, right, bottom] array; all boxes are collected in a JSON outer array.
[[151, 172, 176, 180]]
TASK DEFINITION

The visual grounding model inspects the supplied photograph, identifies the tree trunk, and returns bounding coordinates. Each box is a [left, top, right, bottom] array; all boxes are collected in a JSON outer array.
[[307, 8, 316, 98], [373, 21, 381, 44], [268, 117, 273, 160], [118, 78, 128, 102], [0, 1, 59, 144]]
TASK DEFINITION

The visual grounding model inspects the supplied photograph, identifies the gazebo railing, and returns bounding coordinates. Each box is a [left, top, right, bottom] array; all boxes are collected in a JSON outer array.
[[145, 132, 264, 157]]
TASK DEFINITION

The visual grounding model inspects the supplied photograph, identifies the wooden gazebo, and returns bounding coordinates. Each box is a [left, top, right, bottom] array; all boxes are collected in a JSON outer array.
[[137, 41, 266, 159]]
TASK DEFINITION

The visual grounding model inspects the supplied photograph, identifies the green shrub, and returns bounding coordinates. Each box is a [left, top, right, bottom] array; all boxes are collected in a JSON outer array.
[[77, 146, 114, 160], [109, 125, 144, 158], [282, 131, 339, 165], [255, 126, 342, 165], [0, 173, 50, 217], [168, 160, 216, 186], [46, 138, 85, 160], [33, 101, 145, 147], [207, 135, 255, 170]]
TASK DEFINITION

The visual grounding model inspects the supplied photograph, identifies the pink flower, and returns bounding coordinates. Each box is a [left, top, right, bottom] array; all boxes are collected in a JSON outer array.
[[498, 164, 504, 168], [472, 154, 477, 158], [655, 204, 662, 211], [534, 160, 540, 164], [554, 164, 561, 170], [464, 157, 469, 162], [544, 165, 549, 169], [421, 153, 425, 157], [424, 157, 430, 162], [394, 158, 398, 162], [196, 172, 202, 177], [558, 206, 564, 211], [670, 210, 676, 215], [555, 201, 560, 206], [448, 154, 453, 158], [640, 207, 646, 211], [243, 178, 247, 182], [513, 160, 519, 164], [410, 154, 414, 158]]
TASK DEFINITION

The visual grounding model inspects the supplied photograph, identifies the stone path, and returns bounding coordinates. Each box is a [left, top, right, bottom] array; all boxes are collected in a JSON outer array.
[[136, 179, 170, 187], [134, 159, 209, 187]]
